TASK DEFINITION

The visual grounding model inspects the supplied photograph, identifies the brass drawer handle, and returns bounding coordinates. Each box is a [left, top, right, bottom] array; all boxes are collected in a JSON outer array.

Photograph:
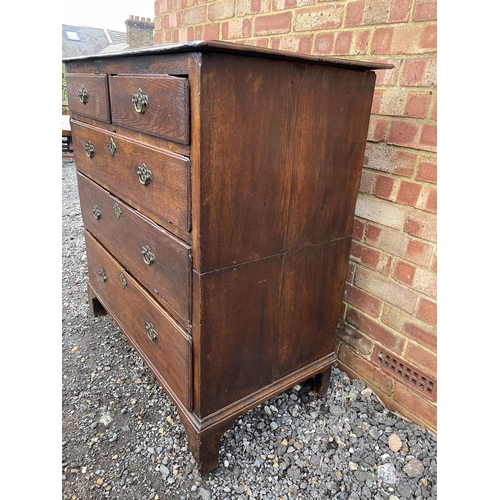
[[145, 321, 158, 342], [85, 140, 95, 158], [78, 85, 89, 104], [132, 88, 148, 114], [98, 268, 107, 283], [119, 272, 127, 288], [92, 204, 101, 220], [137, 163, 152, 185], [141, 245, 155, 266], [107, 137, 117, 156], [113, 202, 122, 219]]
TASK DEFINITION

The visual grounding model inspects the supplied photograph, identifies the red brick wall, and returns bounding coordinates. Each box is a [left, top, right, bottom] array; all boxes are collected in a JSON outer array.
[[153, 0, 437, 433]]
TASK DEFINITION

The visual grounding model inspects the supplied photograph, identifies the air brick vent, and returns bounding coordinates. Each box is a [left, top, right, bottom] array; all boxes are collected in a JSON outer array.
[[374, 349, 437, 402]]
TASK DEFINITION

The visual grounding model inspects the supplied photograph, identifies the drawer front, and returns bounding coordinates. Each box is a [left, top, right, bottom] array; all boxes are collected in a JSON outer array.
[[85, 231, 192, 410], [73, 122, 191, 235], [66, 73, 111, 123], [109, 74, 190, 144], [78, 173, 192, 330]]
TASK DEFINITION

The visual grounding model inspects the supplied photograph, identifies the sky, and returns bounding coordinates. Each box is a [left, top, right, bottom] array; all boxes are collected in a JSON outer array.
[[62, 0, 155, 32]]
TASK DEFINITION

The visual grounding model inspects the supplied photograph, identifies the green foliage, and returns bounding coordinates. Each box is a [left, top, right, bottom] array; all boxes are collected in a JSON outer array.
[[62, 64, 70, 113]]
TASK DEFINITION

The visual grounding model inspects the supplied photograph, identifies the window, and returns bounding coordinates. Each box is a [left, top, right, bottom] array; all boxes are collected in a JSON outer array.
[[65, 31, 80, 41]]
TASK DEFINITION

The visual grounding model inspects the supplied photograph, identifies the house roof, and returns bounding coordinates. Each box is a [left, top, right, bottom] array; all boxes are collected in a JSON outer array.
[[62, 24, 128, 58]]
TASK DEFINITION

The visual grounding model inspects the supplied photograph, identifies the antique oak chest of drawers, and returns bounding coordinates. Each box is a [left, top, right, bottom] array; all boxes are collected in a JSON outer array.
[[64, 40, 391, 474]]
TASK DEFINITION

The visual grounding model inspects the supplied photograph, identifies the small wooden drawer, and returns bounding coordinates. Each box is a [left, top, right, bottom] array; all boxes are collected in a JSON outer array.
[[78, 173, 192, 331], [66, 73, 111, 123], [109, 74, 190, 144], [85, 231, 192, 410], [72, 122, 191, 237]]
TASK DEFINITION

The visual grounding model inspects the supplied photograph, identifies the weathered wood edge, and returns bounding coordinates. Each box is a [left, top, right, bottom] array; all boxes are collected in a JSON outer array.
[[63, 39, 394, 71]]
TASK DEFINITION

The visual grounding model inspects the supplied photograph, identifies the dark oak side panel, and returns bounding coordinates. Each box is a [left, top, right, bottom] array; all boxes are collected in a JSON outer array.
[[194, 53, 375, 273], [194, 53, 294, 272], [275, 238, 353, 377], [284, 66, 376, 249], [195, 256, 284, 418]]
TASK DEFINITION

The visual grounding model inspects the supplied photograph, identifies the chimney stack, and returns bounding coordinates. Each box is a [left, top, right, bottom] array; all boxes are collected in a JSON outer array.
[[126, 15, 153, 49]]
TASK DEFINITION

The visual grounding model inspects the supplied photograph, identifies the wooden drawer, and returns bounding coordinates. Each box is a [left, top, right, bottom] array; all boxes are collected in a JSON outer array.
[[72, 121, 191, 236], [78, 173, 192, 330], [109, 74, 190, 144], [66, 73, 111, 123], [85, 231, 192, 410]]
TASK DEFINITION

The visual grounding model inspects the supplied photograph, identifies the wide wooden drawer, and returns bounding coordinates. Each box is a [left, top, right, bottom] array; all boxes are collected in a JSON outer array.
[[72, 121, 191, 236], [109, 74, 190, 144], [66, 73, 111, 123], [85, 231, 192, 410], [78, 173, 192, 331]]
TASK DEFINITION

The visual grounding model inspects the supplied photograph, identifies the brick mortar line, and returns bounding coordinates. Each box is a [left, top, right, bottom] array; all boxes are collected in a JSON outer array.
[[336, 321, 383, 356], [354, 202, 436, 235], [365, 141, 437, 159], [372, 54, 437, 60], [351, 242, 436, 283], [342, 292, 385, 324], [160, 29, 436, 63], [341, 300, 437, 360], [350, 257, 437, 305], [375, 84, 437, 91], [195, 5, 436, 26], [336, 323, 385, 360], [371, 113, 437, 125], [350, 236, 437, 278], [171, 7, 437, 30], [170, 25, 437, 45], [353, 215, 437, 254], [174, 17, 437, 29], [361, 163, 438, 187], [366, 144, 437, 160], [367, 120, 437, 154], [341, 314, 433, 366]]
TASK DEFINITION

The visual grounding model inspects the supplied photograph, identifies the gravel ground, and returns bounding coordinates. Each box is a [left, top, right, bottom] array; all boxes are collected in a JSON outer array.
[[62, 158, 437, 500]]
